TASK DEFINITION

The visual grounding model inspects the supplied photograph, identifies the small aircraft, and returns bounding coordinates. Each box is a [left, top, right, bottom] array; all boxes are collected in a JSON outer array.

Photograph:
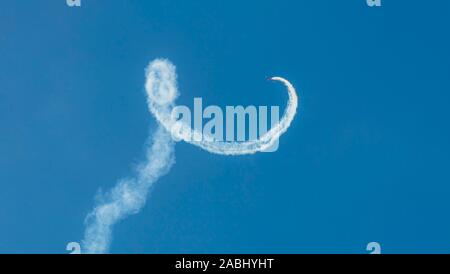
[[266, 76, 274, 81]]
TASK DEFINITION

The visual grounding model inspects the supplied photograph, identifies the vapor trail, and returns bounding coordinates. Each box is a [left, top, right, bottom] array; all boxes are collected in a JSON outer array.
[[146, 60, 298, 155], [82, 60, 178, 253], [82, 58, 298, 253], [82, 126, 175, 253]]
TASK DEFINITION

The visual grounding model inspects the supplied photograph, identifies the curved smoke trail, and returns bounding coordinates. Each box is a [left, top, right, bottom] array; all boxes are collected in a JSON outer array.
[[82, 59, 298, 253], [146, 59, 298, 155]]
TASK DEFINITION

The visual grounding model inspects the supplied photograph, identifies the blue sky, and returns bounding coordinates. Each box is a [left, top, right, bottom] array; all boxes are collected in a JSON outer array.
[[1, 0, 450, 253]]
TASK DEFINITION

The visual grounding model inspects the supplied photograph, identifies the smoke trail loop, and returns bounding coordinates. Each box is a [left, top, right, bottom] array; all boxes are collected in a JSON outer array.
[[82, 58, 298, 253]]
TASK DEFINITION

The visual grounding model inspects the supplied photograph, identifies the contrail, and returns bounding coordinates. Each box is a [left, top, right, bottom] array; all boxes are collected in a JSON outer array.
[[146, 60, 298, 155], [82, 126, 175, 253], [81, 58, 298, 253]]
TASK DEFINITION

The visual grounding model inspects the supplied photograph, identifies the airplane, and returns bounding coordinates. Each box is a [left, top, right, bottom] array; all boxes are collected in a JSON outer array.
[[266, 76, 274, 81]]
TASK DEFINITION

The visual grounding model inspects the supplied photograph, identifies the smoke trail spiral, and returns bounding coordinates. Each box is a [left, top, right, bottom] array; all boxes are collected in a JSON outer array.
[[81, 58, 298, 253]]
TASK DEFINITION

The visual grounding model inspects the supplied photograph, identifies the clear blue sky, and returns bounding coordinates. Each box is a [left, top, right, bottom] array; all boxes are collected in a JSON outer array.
[[1, 0, 450, 253]]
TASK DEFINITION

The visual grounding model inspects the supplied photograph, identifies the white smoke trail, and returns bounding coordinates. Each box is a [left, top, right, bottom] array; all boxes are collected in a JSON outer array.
[[82, 127, 175, 253], [82, 58, 298, 253], [146, 60, 298, 155]]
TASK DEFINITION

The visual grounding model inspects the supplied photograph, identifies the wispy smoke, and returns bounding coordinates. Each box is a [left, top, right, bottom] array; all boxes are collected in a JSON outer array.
[[82, 59, 298, 253], [82, 127, 175, 253]]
